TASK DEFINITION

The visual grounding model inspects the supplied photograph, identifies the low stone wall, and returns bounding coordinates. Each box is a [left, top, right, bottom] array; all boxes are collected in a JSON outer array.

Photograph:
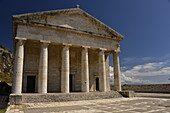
[[10, 91, 123, 105], [122, 84, 170, 93]]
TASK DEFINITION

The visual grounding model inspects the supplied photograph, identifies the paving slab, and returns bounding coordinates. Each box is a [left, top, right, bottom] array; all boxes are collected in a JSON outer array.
[[6, 97, 170, 113]]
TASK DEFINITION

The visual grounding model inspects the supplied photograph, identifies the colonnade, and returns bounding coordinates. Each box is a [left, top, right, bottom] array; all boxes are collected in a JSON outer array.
[[12, 38, 122, 94]]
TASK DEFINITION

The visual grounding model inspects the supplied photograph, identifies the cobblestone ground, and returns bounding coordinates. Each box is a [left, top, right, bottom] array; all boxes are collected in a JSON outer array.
[[6, 97, 170, 113]]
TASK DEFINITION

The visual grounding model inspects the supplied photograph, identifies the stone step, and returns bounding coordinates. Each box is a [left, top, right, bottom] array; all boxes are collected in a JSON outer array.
[[10, 91, 123, 105]]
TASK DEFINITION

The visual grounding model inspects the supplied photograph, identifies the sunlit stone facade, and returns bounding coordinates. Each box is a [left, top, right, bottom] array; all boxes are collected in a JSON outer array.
[[12, 8, 124, 94]]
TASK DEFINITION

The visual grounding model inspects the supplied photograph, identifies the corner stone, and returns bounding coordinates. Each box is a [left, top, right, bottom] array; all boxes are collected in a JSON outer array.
[[119, 91, 135, 98], [10, 94, 23, 105]]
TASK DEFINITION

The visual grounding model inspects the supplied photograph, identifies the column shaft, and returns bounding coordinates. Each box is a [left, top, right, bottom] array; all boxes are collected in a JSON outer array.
[[12, 40, 25, 94], [99, 50, 107, 92], [113, 52, 122, 91], [38, 42, 49, 93], [61, 46, 70, 93], [81, 47, 89, 92]]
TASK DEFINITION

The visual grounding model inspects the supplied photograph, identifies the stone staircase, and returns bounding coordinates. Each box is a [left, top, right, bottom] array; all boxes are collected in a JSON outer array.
[[10, 91, 123, 104]]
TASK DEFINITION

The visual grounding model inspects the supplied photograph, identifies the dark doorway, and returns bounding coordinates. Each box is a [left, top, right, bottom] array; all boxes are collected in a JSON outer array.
[[26, 76, 36, 93], [96, 77, 99, 91], [69, 74, 74, 92]]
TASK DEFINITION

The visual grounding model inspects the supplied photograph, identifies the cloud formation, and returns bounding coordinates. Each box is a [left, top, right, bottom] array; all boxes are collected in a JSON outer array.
[[124, 62, 170, 77], [110, 54, 170, 84], [110, 66, 152, 85]]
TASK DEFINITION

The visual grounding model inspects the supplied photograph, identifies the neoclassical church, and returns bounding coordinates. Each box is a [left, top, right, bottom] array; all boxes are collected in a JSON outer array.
[[12, 8, 124, 95]]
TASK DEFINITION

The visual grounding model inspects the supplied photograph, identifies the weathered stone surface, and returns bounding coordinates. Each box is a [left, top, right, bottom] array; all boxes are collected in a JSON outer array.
[[122, 84, 170, 93], [13, 8, 124, 40], [119, 91, 135, 98], [10, 91, 122, 104], [11, 8, 124, 105], [10, 94, 22, 105]]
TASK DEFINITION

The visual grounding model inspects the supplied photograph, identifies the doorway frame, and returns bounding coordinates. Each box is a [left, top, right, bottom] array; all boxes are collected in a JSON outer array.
[[23, 71, 38, 93]]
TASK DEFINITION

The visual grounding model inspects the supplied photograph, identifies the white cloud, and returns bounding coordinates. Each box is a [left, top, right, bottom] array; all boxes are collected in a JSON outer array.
[[121, 73, 151, 84], [112, 54, 170, 84], [124, 62, 170, 77], [110, 60, 170, 84], [109, 66, 151, 85]]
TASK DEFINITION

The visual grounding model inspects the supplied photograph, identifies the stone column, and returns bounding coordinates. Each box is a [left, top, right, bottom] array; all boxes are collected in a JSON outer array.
[[38, 41, 49, 94], [81, 46, 89, 92], [12, 38, 26, 94], [113, 51, 122, 91], [105, 54, 110, 91], [99, 49, 107, 92], [61, 44, 70, 93]]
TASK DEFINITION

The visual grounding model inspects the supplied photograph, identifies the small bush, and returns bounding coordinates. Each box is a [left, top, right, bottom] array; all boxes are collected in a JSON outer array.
[[0, 72, 12, 83]]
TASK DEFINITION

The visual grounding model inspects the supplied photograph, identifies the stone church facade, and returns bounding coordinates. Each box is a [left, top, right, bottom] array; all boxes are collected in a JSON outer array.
[[12, 8, 124, 95]]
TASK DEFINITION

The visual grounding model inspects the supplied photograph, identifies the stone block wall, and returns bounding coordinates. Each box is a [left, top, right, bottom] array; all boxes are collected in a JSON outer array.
[[10, 91, 123, 104], [122, 84, 170, 93]]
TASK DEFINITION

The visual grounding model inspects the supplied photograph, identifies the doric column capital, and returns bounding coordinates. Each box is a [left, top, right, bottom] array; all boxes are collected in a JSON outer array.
[[113, 50, 121, 54], [15, 37, 27, 46], [15, 37, 27, 41], [99, 48, 107, 51], [81, 46, 90, 52], [40, 40, 50, 47], [81, 46, 90, 49], [62, 43, 72, 47]]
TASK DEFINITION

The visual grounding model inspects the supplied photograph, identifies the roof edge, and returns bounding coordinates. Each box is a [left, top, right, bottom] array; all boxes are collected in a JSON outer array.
[[12, 8, 124, 40]]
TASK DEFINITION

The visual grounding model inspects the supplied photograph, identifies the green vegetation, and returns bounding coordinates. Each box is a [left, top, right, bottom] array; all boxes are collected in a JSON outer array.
[[0, 44, 12, 53], [0, 104, 9, 113], [0, 108, 6, 113], [0, 72, 12, 83]]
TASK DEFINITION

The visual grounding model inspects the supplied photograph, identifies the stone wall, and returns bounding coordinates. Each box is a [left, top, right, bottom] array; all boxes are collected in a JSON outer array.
[[122, 84, 170, 93]]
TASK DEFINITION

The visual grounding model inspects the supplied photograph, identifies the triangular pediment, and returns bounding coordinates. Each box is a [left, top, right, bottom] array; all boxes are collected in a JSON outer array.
[[13, 8, 124, 41]]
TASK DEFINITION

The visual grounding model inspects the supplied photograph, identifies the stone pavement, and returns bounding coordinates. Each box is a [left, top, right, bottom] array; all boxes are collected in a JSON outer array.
[[6, 97, 170, 113]]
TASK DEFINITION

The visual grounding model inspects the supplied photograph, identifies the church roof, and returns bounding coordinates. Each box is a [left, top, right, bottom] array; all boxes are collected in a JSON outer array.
[[13, 8, 124, 41]]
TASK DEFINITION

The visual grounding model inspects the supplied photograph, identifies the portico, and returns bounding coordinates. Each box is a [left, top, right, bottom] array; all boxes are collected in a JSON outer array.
[[12, 8, 124, 95]]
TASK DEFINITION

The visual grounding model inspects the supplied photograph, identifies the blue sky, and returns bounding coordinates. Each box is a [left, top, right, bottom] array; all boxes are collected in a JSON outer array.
[[0, 0, 170, 84]]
